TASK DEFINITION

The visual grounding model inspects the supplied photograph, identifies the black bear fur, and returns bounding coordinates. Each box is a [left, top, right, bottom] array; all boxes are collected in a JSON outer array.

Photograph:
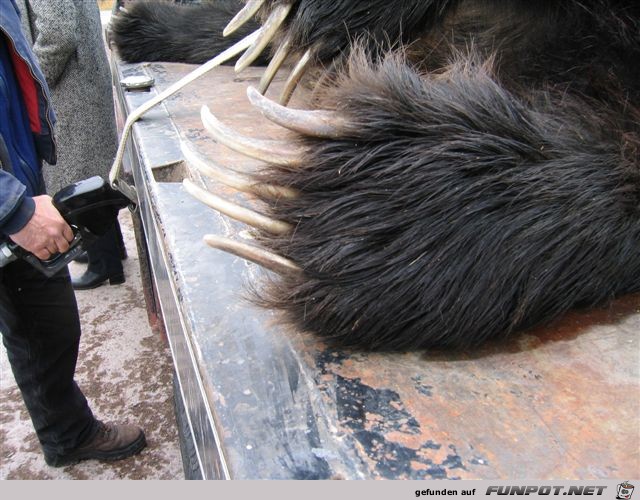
[[255, 48, 639, 350], [250, 0, 640, 350], [112, 0, 640, 350], [110, 0, 269, 65]]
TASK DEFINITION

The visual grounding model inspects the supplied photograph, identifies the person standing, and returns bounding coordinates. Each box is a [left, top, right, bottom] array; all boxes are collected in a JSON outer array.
[[0, 0, 145, 467], [17, 0, 127, 290]]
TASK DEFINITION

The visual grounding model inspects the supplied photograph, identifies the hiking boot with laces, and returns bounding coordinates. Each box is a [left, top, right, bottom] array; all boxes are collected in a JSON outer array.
[[45, 420, 146, 467]]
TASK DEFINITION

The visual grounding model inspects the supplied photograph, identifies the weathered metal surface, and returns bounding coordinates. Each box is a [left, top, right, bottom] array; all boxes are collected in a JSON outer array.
[[113, 59, 640, 479]]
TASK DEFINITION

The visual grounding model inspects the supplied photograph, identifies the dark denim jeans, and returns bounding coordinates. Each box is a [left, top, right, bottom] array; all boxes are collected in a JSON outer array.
[[0, 259, 96, 459]]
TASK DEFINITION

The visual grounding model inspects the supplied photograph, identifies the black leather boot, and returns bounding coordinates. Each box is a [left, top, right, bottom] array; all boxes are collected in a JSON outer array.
[[71, 268, 125, 290], [72, 224, 125, 290], [114, 219, 128, 260], [74, 219, 127, 263]]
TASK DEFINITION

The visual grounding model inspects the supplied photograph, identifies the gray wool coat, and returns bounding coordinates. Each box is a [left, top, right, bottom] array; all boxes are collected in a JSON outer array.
[[17, 0, 118, 194]]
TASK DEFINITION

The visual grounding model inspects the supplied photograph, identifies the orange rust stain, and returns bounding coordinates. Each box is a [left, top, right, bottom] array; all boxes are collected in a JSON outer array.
[[383, 430, 424, 450], [410, 461, 430, 471], [290, 292, 637, 477], [363, 412, 385, 432], [389, 400, 403, 412], [416, 444, 451, 465], [527, 293, 640, 344], [532, 361, 639, 473]]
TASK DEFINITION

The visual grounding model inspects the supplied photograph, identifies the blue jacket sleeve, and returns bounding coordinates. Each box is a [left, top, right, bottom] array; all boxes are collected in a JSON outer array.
[[0, 169, 35, 236]]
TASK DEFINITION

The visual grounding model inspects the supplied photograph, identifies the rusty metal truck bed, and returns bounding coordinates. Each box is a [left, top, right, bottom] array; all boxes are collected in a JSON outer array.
[[111, 58, 639, 480]]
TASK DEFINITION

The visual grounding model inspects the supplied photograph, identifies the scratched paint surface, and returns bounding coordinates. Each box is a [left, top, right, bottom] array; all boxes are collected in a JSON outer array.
[[287, 295, 639, 479], [131, 62, 639, 479]]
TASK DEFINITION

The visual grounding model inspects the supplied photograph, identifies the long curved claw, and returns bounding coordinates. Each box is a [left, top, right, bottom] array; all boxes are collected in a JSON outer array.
[[200, 105, 303, 166], [257, 37, 291, 94], [235, 3, 293, 73], [181, 142, 298, 199], [247, 86, 347, 138], [204, 235, 301, 274], [184, 179, 292, 235], [223, 0, 266, 37], [279, 49, 312, 106]]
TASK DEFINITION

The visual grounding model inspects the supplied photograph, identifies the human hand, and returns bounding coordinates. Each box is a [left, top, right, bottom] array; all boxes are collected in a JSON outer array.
[[9, 195, 74, 260]]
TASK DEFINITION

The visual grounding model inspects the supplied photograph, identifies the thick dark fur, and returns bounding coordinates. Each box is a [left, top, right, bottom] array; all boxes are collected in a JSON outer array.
[[257, 0, 456, 62], [113, 0, 640, 350], [247, 0, 640, 350], [255, 51, 640, 350], [110, 0, 269, 64]]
